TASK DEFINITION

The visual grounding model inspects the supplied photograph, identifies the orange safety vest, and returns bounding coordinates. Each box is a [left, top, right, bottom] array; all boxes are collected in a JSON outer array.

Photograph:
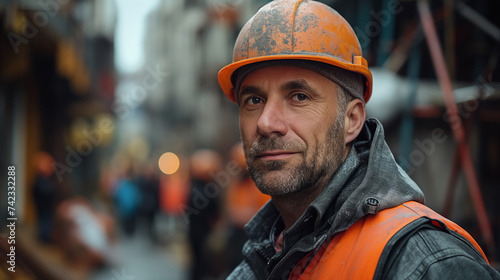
[[290, 201, 488, 280], [226, 177, 270, 229]]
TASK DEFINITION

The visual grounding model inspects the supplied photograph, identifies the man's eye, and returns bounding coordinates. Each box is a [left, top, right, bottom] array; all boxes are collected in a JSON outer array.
[[293, 93, 308, 101], [247, 97, 262, 105]]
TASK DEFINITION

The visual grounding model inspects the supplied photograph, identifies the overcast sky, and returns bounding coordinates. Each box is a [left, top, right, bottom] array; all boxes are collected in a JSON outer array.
[[115, 0, 160, 74]]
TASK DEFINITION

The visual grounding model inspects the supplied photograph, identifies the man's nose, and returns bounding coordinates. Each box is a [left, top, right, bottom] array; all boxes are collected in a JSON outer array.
[[256, 100, 288, 137]]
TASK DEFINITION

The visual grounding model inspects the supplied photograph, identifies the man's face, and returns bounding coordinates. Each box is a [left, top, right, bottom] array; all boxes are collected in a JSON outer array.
[[238, 66, 346, 197]]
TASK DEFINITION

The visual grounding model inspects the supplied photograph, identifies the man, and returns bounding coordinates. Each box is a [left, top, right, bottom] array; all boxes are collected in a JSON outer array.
[[217, 0, 500, 279]]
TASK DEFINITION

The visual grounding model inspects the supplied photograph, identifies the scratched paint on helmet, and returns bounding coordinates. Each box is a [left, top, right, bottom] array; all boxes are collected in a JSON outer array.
[[292, 1, 361, 61], [248, 4, 294, 57]]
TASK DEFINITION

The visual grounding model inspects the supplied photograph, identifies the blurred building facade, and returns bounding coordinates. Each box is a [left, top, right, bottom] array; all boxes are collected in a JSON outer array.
[[0, 0, 117, 241], [1, 0, 118, 278]]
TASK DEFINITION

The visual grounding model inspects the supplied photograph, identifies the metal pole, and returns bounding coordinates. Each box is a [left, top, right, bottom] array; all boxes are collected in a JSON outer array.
[[417, 0, 496, 259]]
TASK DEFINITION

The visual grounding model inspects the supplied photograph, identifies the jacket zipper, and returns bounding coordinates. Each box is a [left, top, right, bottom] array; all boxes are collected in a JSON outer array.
[[255, 246, 272, 263]]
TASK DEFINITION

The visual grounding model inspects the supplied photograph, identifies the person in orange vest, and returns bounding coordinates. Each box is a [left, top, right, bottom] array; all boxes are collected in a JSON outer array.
[[187, 149, 223, 280], [225, 142, 270, 271], [217, 1, 500, 279]]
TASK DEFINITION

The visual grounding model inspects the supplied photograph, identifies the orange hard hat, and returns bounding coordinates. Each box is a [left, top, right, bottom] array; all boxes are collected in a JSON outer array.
[[218, 0, 373, 103]]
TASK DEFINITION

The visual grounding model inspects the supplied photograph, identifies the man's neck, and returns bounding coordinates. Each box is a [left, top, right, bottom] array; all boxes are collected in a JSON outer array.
[[272, 144, 353, 230], [271, 177, 330, 231]]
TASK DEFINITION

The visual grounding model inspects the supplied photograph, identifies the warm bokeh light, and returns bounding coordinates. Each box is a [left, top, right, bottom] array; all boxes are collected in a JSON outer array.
[[158, 152, 180, 175]]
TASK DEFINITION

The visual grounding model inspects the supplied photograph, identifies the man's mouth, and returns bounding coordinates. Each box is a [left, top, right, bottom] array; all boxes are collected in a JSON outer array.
[[257, 150, 297, 161]]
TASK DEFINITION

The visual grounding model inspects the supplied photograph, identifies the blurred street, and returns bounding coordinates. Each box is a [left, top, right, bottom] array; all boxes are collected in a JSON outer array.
[[90, 217, 189, 280], [12, 213, 190, 280]]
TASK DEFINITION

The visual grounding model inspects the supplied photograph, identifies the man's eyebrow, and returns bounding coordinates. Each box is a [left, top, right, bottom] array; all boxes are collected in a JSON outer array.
[[238, 79, 320, 101], [281, 79, 319, 96], [239, 85, 263, 99]]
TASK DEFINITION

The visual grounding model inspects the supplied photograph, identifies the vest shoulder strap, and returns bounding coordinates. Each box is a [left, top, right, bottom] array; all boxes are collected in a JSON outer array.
[[291, 201, 487, 280]]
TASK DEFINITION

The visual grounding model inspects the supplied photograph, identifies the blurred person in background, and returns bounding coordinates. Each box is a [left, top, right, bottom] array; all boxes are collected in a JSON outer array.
[[217, 0, 500, 279], [52, 196, 115, 270], [158, 160, 190, 239], [137, 161, 161, 243], [32, 151, 61, 243], [187, 149, 223, 280], [113, 164, 142, 236], [224, 142, 269, 272]]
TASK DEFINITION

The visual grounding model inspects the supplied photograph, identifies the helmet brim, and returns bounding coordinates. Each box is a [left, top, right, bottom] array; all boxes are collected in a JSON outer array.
[[218, 54, 373, 104]]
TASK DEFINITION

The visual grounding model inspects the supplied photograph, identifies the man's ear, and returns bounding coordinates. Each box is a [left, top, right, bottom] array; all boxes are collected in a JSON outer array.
[[344, 99, 366, 144]]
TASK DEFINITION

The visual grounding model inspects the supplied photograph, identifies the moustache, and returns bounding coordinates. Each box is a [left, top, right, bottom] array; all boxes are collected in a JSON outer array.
[[248, 137, 304, 158]]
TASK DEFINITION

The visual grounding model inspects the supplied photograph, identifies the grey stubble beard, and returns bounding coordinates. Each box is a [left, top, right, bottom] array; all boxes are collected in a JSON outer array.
[[246, 113, 345, 197]]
